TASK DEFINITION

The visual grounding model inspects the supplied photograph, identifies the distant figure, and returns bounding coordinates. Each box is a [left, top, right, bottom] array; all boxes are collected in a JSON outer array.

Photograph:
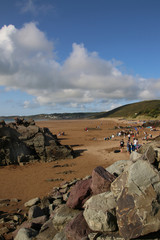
[[127, 141, 131, 154], [120, 139, 124, 152], [128, 133, 131, 141]]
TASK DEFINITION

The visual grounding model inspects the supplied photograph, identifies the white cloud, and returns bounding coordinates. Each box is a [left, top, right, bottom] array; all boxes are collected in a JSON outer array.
[[19, 0, 54, 16], [0, 23, 159, 113]]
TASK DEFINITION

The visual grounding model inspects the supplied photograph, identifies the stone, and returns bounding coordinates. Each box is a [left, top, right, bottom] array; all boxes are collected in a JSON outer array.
[[53, 198, 63, 206], [12, 221, 33, 238], [30, 215, 48, 225], [91, 166, 116, 195], [34, 219, 57, 240], [143, 145, 156, 164], [24, 197, 40, 207], [14, 228, 38, 240], [10, 198, 19, 202], [106, 160, 132, 176], [111, 160, 160, 239], [51, 205, 80, 231], [66, 178, 92, 209], [130, 151, 142, 162], [13, 215, 20, 222], [65, 212, 92, 240], [53, 230, 67, 240], [83, 191, 117, 232], [28, 205, 44, 220]]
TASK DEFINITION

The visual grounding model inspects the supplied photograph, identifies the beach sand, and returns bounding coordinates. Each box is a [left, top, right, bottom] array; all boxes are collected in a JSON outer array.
[[0, 118, 157, 211]]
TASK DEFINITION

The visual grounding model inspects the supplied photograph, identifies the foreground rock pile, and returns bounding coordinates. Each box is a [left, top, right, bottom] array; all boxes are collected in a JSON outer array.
[[2, 139, 160, 239], [0, 118, 74, 166]]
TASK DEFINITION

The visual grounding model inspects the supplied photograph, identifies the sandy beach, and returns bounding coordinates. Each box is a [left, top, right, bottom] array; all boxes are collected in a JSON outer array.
[[0, 118, 158, 211]]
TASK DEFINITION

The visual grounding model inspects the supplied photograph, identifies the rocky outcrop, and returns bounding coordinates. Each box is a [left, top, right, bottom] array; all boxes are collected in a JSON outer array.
[[0, 118, 74, 166]]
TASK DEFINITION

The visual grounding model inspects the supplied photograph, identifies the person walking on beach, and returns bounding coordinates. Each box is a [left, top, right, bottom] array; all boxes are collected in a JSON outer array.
[[120, 139, 124, 152]]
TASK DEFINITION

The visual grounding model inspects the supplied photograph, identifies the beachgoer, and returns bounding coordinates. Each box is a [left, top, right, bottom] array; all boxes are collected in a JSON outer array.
[[127, 141, 131, 154], [128, 133, 131, 141], [120, 139, 124, 152], [131, 143, 135, 151]]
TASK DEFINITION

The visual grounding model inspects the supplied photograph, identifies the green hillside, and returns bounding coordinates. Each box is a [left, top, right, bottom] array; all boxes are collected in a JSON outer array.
[[93, 100, 160, 119]]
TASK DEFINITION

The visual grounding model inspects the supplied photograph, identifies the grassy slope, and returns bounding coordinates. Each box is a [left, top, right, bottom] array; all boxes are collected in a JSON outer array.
[[93, 100, 160, 119]]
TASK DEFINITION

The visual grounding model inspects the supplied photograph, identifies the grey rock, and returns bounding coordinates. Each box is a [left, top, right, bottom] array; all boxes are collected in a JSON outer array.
[[28, 206, 44, 220], [30, 215, 48, 225], [34, 220, 57, 240], [106, 160, 132, 176], [52, 199, 63, 206], [83, 192, 117, 232], [130, 151, 142, 162], [14, 228, 38, 240], [143, 145, 156, 164], [51, 205, 80, 231], [52, 230, 67, 240], [24, 197, 40, 207]]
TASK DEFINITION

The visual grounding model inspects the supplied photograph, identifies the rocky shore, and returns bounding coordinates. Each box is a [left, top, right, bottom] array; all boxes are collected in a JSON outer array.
[[1, 138, 160, 239]]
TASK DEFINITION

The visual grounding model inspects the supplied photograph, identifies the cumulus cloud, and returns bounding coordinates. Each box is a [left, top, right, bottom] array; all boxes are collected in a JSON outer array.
[[0, 23, 159, 112]]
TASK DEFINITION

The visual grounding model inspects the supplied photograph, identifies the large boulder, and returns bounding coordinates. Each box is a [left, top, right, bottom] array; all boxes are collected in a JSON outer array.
[[28, 205, 45, 220], [66, 178, 92, 209], [91, 166, 116, 195], [51, 205, 80, 231], [106, 160, 132, 176], [14, 228, 38, 240], [111, 160, 160, 239], [83, 192, 117, 232]]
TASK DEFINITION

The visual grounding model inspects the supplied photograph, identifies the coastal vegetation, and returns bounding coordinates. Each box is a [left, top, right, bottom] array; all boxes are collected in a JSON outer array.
[[1, 100, 160, 121]]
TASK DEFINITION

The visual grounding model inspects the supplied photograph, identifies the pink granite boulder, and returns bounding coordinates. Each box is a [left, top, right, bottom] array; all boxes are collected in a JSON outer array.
[[91, 166, 116, 195], [66, 178, 92, 209]]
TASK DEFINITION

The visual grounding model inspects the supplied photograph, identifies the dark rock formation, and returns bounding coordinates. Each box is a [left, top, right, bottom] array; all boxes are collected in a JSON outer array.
[[0, 118, 74, 166]]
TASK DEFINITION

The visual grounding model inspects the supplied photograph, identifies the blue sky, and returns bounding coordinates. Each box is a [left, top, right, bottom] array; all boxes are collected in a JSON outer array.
[[0, 0, 160, 116]]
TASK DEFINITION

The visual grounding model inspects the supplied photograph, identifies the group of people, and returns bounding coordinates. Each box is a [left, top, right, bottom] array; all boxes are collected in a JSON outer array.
[[120, 137, 139, 154]]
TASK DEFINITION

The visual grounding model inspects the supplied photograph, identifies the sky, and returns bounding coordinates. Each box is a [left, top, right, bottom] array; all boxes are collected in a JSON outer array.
[[0, 0, 160, 116]]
